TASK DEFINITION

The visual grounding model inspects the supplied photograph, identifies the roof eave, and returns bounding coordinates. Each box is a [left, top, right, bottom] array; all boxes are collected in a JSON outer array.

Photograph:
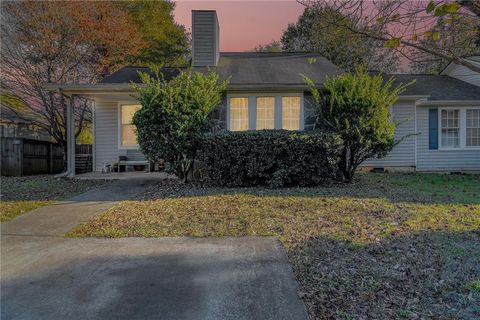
[[43, 83, 137, 96], [417, 99, 480, 106], [397, 95, 430, 101]]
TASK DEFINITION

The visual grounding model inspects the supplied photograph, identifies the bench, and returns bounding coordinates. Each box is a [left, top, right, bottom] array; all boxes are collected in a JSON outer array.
[[118, 160, 150, 172]]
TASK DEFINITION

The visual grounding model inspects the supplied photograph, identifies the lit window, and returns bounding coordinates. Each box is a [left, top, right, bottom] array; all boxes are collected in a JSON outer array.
[[120, 104, 141, 147], [440, 109, 459, 148], [282, 97, 301, 130], [256, 97, 275, 130], [466, 109, 480, 147], [230, 97, 249, 131]]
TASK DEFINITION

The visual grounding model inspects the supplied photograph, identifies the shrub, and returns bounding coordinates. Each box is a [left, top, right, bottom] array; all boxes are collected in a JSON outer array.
[[302, 67, 413, 182], [131, 67, 228, 182], [198, 130, 342, 187]]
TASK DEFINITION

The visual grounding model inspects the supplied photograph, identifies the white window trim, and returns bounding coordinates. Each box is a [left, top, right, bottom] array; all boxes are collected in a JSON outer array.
[[438, 106, 480, 150], [117, 102, 141, 150], [227, 92, 304, 131]]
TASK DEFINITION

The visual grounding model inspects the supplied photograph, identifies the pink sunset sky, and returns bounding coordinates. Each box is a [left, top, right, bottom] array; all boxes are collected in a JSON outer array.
[[173, 0, 305, 51]]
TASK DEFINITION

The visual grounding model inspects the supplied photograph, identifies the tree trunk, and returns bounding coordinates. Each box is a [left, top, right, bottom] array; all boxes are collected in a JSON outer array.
[[340, 143, 360, 183]]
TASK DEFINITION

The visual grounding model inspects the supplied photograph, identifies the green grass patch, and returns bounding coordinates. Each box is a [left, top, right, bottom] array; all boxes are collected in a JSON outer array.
[[67, 173, 480, 246], [468, 280, 480, 293]]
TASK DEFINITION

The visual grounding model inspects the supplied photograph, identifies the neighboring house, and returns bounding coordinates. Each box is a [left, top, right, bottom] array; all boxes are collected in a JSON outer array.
[[47, 10, 480, 175], [441, 56, 480, 87], [0, 107, 52, 141]]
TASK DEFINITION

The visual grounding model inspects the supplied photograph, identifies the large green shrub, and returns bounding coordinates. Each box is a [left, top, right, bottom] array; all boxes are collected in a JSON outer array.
[[302, 67, 413, 182], [131, 67, 228, 182], [198, 130, 342, 187]]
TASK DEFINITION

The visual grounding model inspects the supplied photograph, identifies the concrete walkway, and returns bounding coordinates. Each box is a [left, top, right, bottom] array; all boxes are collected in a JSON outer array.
[[1, 178, 156, 236], [0, 178, 309, 320]]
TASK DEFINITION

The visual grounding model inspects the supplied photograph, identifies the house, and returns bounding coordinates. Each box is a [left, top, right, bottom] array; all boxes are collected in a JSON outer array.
[[46, 10, 480, 176], [440, 56, 480, 86], [0, 107, 52, 142]]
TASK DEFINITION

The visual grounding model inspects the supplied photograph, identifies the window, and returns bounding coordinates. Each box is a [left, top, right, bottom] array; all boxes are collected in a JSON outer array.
[[229, 97, 249, 131], [282, 96, 301, 130], [466, 109, 480, 147], [440, 109, 459, 148], [256, 97, 275, 130], [120, 104, 141, 147]]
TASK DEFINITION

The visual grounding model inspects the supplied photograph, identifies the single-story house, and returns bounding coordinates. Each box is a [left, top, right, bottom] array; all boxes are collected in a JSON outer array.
[[46, 10, 480, 176]]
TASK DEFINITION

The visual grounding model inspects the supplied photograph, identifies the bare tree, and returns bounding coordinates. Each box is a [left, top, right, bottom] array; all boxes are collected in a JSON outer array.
[[0, 1, 145, 163], [297, 0, 480, 73]]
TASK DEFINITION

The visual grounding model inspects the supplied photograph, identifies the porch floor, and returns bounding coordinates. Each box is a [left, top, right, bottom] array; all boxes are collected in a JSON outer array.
[[75, 171, 171, 180]]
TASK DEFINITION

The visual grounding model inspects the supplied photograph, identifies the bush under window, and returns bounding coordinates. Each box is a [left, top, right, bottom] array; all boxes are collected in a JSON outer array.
[[198, 130, 342, 187]]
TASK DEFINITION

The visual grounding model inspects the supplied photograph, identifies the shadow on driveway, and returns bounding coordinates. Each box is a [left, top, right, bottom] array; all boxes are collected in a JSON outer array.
[[1, 236, 308, 320]]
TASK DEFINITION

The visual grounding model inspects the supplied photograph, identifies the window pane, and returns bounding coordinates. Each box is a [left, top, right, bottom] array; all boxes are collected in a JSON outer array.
[[121, 105, 141, 125], [467, 109, 480, 147], [256, 97, 275, 130], [230, 97, 249, 131], [282, 97, 300, 130], [440, 109, 459, 148], [121, 124, 137, 146]]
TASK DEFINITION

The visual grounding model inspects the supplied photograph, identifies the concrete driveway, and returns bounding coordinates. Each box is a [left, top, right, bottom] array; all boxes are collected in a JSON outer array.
[[1, 178, 308, 320], [1, 236, 308, 320]]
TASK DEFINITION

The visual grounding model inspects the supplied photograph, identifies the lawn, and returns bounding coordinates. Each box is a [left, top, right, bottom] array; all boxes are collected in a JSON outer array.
[[68, 173, 480, 319], [0, 175, 108, 222]]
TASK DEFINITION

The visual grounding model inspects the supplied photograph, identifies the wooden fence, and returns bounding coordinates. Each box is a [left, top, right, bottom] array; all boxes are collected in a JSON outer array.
[[1, 137, 92, 176]]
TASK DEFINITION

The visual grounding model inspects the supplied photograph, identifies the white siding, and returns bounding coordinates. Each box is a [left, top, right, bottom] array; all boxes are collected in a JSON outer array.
[[441, 57, 480, 86], [361, 101, 416, 167], [416, 106, 480, 171], [93, 102, 145, 171]]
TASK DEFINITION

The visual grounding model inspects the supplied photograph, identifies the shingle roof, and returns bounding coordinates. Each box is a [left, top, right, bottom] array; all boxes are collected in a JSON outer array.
[[101, 67, 181, 84], [385, 74, 480, 101], [101, 52, 343, 90], [213, 52, 343, 89], [100, 53, 480, 100]]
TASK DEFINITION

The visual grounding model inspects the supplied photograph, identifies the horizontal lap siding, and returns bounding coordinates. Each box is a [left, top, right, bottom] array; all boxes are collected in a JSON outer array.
[[416, 106, 480, 171], [126, 149, 146, 161], [93, 102, 146, 171], [444, 63, 480, 86], [361, 101, 416, 167], [94, 102, 118, 171]]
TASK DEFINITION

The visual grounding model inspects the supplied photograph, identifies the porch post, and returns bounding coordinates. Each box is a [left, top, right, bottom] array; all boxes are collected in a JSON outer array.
[[67, 95, 76, 177]]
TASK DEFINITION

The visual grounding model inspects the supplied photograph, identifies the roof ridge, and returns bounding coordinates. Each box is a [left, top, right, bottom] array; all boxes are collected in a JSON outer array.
[[220, 52, 320, 55], [121, 65, 187, 69]]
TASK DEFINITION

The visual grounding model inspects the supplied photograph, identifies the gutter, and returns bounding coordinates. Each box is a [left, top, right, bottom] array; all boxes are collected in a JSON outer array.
[[43, 83, 135, 96], [397, 95, 430, 101], [416, 100, 480, 106]]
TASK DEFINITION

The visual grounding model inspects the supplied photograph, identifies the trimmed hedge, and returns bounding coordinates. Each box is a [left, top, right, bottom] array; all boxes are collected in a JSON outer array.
[[198, 130, 342, 187]]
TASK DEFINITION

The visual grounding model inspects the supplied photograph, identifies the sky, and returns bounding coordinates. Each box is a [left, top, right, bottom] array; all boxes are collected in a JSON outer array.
[[173, 0, 304, 52]]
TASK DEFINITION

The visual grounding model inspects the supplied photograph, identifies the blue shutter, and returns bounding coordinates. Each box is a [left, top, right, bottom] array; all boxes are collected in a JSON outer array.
[[429, 108, 438, 150]]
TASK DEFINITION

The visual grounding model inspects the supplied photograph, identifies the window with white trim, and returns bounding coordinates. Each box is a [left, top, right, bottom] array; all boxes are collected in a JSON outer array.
[[120, 104, 141, 147], [466, 109, 480, 147], [229, 97, 249, 131], [440, 109, 460, 148], [256, 97, 275, 130], [282, 96, 301, 130]]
